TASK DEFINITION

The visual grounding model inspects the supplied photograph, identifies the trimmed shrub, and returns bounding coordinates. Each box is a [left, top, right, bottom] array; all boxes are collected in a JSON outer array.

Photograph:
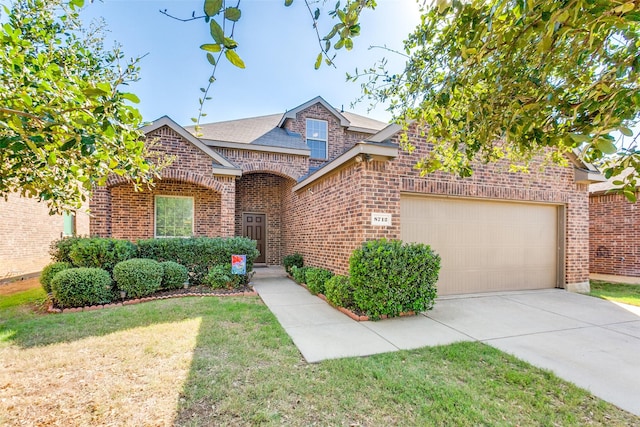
[[350, 239, 440, 319], [137, 237, 259, 285], [40, 261, 71, 294], [113, 258, 163, 298], [49, 236, 83, 264], [283, 253, 304, 274], [51, 237, 137, 272], [324, 275, 354, 308], [305, 267, 333, 295], [290, 266, 310, 284], [160, 261, 189, 290], [203, 264, 240, 289], [51, 267, 113, 308]]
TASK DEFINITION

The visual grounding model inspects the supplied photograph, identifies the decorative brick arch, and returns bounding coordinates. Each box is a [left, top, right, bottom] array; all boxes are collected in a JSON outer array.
[[106, 169, 226, 193], [240, 162, 301, 181]]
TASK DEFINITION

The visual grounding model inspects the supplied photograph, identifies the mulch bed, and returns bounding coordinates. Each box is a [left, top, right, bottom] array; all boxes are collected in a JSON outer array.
[[48, 284, 258, 314]]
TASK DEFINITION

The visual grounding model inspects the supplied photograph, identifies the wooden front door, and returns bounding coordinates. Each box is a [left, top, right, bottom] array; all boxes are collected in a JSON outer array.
[[242, 213, 266, 263]]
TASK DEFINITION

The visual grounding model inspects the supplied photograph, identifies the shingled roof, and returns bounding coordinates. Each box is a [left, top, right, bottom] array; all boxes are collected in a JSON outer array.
[[184, 97, 388, 151]]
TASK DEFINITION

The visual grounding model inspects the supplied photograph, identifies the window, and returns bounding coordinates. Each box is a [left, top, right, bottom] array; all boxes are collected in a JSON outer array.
[[306, 119, 328, 160], [62, 212, 75, 237], [155, 196, 194, 238]]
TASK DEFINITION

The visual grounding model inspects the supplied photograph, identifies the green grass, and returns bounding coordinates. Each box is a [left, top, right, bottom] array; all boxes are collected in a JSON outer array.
[[1, 290, 638, 426], [590, 280, 640, 307]]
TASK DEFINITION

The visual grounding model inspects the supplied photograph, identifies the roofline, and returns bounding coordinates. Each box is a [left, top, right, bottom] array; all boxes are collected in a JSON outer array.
[[141, 116, 240, 172], [293, 142, 398, 191], [277, 96, 350, 128], [366, 123, 403, 143], [575, 168, 606, 185], [202, 139, 311, 156], [346, 125, 379, 134]]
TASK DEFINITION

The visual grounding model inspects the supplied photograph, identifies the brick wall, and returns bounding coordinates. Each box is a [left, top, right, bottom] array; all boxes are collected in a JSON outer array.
[[282, 104, 371, 169], [590, 193, 640, 277], [91, 125, 236, 238], [284, 127, 590, 288], [109, 180, 222, 240], [0, 193, 90, 279], [215, 148, 308, 181]]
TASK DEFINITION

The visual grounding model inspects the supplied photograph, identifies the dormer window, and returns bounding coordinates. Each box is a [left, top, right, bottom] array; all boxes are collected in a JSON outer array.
[[306, 119, 328, 160]]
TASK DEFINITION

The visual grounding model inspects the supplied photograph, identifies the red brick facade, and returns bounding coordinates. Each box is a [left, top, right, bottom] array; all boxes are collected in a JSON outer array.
[[284, 127, 590, 290], [590, 193, 640, 277], [87, 101, 591, 292]]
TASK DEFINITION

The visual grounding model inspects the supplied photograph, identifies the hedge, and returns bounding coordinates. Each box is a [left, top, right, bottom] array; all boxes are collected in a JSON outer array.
[[350, 239, 440, 319], [305, 267, 333, 295], [324, 275, 354, 308], [290, 265, 310, 284], [113, 258, 164, 298], [51, 267, 113, 308], [202, 264, 240, 289], [50, 237, 137, 272], [137, 237, 259, 285], [40, 261, 71, 294]]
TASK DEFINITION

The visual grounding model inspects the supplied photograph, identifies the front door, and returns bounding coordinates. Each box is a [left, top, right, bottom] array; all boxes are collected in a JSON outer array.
[[242, 213, 266, 263]]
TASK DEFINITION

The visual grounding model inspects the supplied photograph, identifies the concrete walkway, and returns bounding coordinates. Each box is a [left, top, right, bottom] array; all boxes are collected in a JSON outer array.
[[252, 267, 640, 416]]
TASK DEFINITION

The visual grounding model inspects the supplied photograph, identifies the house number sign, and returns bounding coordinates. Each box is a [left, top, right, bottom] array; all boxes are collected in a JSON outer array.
[[371, 213, 392, 227]]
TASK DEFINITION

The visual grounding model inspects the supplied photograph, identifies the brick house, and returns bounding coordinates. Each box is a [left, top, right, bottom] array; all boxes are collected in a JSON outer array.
[[589, 171, 640, 278], [0, 195, 90, 281], [90, 96, 601, 295]]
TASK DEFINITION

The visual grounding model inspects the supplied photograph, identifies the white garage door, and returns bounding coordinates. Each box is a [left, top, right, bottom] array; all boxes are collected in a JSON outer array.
[[400, 195, 560, 295]]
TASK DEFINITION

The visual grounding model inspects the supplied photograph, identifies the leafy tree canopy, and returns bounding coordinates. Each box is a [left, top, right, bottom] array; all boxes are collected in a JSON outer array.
[[352, 0, 640, 200], [0, 0, 165, 213]]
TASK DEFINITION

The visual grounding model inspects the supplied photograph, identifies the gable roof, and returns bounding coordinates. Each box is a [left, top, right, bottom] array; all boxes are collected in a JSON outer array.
[[141, 116, 241, 175], [589, 167, 634, 193], [185, 96, 389, 151]]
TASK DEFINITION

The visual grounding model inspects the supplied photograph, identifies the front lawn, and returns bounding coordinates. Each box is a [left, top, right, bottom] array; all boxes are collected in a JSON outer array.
[[590, 280, 640, 307], [1, 290, 638, 426]]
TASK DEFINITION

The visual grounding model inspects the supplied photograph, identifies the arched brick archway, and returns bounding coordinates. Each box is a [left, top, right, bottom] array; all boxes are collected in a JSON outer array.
[[239, 162, 302, 182], [106, 169, 226, 194]]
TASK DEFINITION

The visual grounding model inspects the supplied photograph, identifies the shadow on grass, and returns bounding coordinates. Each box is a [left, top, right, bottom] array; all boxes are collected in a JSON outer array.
[[0, 295, 265, 349]]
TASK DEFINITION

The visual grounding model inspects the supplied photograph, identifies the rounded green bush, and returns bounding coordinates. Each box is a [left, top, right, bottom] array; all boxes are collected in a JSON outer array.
[[283, 253, 304, 274], [305, 267, 333, 295], [350, 239, 441, 319], [324, 275, 354, 308], [203, 264, 239, 289], [51, 267, 113, 308], [291, 266, 310, 284], [113, 258, 163, 298], [40, 261, 71, 293], [160, 261, 189, 290]]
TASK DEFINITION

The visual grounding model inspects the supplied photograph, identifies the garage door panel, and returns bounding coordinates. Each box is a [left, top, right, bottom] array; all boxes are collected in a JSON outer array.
[[400, 195, 559, 295]]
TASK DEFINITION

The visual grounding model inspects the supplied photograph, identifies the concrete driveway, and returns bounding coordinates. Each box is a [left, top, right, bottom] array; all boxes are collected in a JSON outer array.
[[253, 271, 640, 416]]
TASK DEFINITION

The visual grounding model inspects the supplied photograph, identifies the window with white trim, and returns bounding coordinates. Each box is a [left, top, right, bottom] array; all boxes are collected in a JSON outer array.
[[306, 118, 328, 160], [155, 195, 194, 238]]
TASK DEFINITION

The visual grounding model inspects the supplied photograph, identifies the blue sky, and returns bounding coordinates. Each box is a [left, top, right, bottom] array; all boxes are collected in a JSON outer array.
[[81, 0, 422, 126]]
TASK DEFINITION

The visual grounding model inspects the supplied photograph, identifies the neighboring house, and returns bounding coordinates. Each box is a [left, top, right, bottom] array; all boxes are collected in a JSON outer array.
[[589, 169, 640, 278], [0, 194, 89, 281], [90, 96, 601, 295]]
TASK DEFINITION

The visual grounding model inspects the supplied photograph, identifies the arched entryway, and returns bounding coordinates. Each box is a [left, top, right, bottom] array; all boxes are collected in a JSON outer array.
[[235, 172, 296, 265]]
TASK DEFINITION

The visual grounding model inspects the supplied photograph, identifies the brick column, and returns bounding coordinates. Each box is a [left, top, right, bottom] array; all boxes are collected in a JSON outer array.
[[217, 177, 236, 237], [89, 186, 112, 237]]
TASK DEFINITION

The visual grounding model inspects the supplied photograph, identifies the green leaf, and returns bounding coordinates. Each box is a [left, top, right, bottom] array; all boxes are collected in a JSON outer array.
[[204, 0, 223, 17], [224, 7, 241, 21], [121, 92, 140, 103], [595, 139, 617, 155], [620, 127, 633, 137], [210, 19, 225, 44], [314, 52, 322, 70], [200, 43, 222, 52], [569, 133, 591, 143], [207, 53, 216, 66], [284, 0, 293, 6], [224, 49, 245, 68]]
